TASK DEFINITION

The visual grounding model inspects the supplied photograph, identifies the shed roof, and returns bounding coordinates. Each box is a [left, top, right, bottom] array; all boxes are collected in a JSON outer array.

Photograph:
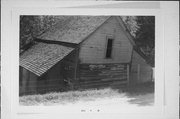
[[20, 42, 74, 76], [37, 16, 110, 44]]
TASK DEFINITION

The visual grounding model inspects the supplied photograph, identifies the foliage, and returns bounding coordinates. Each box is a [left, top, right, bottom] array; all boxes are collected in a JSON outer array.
[[121, 16, 139, 37], [122, 16, 155, 65], [135, 16, 155, 49], [20, 16, 66, 51], [135, 16, 155, 65], [19, 88, 120, 105], [122, 16, 155, 49], [19, 82, 154, 106], [20, 16, 35, 50]]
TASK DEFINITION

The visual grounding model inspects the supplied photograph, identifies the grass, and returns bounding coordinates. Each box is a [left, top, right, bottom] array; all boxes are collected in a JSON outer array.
[[19, 82, 154, 106], [19, 88, 121, 106]]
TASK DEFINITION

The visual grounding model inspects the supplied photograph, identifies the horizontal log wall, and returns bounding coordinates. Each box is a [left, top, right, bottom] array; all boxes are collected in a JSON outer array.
[[78, 63, 128, 89], [19, 67, 38, 95]]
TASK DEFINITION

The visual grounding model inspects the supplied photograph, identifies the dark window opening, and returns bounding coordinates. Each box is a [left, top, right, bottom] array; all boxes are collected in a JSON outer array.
[[106, 38, 113, 58]]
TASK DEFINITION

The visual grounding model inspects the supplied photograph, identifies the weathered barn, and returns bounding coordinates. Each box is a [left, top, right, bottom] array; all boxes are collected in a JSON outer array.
[[19, 16, 153, 95]]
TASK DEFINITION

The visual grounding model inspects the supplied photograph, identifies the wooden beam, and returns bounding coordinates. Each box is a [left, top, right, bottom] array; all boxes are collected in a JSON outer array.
[[73, 48, 79, 89], [35, 38, 78, 48], [137, 64, 140, 83], [127, 64, 130, 86]]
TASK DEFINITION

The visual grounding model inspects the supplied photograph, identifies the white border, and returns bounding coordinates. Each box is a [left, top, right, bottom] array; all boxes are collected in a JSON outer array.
[[13, 7, 164, 118], [1, 1, 179, 119]]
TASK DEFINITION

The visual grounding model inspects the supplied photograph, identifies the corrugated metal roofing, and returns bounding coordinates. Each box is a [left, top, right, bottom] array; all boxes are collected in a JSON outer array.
[[37, 16, 110, 44], [20, 42, 74, 76]]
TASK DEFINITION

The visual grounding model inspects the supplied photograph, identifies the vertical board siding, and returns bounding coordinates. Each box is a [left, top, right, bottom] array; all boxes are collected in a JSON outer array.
[[19, 67, 38, 95], [36, 52, 77, 94], [62, 51, 78, 90], [79, 63, 128, 89], [130, 50, 153, 85], [79, 17, 133, 64], [36, 61, 65, 94], [27, 73, 37, 94], [19, 68, 29, 95], [127, 64, 130, 86], [19, 52, 77, 95]]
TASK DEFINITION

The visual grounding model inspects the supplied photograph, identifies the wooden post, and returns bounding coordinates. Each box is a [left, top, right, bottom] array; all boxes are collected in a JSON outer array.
[[137, 64, 140, 83], [127, 64, 129, 86], [73, 48, 79, 90]]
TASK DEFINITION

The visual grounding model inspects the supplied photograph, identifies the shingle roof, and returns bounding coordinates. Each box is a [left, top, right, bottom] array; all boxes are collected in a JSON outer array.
[[37, 16, 110, 44], [20, 42, 74, 76]]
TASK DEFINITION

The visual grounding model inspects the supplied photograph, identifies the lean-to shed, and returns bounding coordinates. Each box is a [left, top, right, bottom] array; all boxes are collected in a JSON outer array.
[[19, 43, 75, 95]]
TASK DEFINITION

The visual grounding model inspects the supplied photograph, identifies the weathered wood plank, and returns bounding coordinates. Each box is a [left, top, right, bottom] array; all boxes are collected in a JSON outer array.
[[79, 77, 127, 84], [78, 63, 128, 89], [80, 75, 127, 80], [127, 64, 130, 86], [79, 64, 126, 68], [80, 69, 126, 73], [79, 80, 127, 89]]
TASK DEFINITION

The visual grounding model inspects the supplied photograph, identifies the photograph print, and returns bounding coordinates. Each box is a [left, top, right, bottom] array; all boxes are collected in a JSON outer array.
[[19, 15, 155, 107]]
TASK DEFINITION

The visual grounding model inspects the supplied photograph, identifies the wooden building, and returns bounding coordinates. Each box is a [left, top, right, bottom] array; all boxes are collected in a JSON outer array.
[[19, 16, 153, 95]]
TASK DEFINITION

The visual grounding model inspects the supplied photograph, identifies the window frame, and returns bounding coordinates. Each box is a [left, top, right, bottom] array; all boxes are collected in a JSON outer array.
[[105, 35, 114, 59]]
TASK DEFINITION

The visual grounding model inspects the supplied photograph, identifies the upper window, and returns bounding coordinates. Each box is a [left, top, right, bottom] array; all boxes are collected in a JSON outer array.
[[105, 37, 113, 58]]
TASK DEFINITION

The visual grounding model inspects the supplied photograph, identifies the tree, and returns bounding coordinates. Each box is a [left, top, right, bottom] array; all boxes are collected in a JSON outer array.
[[20, 15, 65, 52], [122, 16, 155, 66], [135, 16, 155, 50], [20, 16, 35, 50], [121, 16, 139, 37], [135, 16, 155, 66]]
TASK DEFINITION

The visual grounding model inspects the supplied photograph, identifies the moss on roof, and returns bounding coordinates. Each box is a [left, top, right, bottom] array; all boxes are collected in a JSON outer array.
[[20, 42, 74, 76], [37, 16, 110, 44]]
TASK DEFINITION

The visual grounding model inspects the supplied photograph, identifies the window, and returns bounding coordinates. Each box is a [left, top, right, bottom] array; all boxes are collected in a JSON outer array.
[[106, 38, 113, 58]]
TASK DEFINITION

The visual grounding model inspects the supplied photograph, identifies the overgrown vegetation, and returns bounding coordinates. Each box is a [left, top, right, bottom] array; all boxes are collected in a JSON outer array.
[[19, 88, 120, 106], [20, 16, 68, 52], [20, 82, 154, 106], [123, 16, 155, 66]]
